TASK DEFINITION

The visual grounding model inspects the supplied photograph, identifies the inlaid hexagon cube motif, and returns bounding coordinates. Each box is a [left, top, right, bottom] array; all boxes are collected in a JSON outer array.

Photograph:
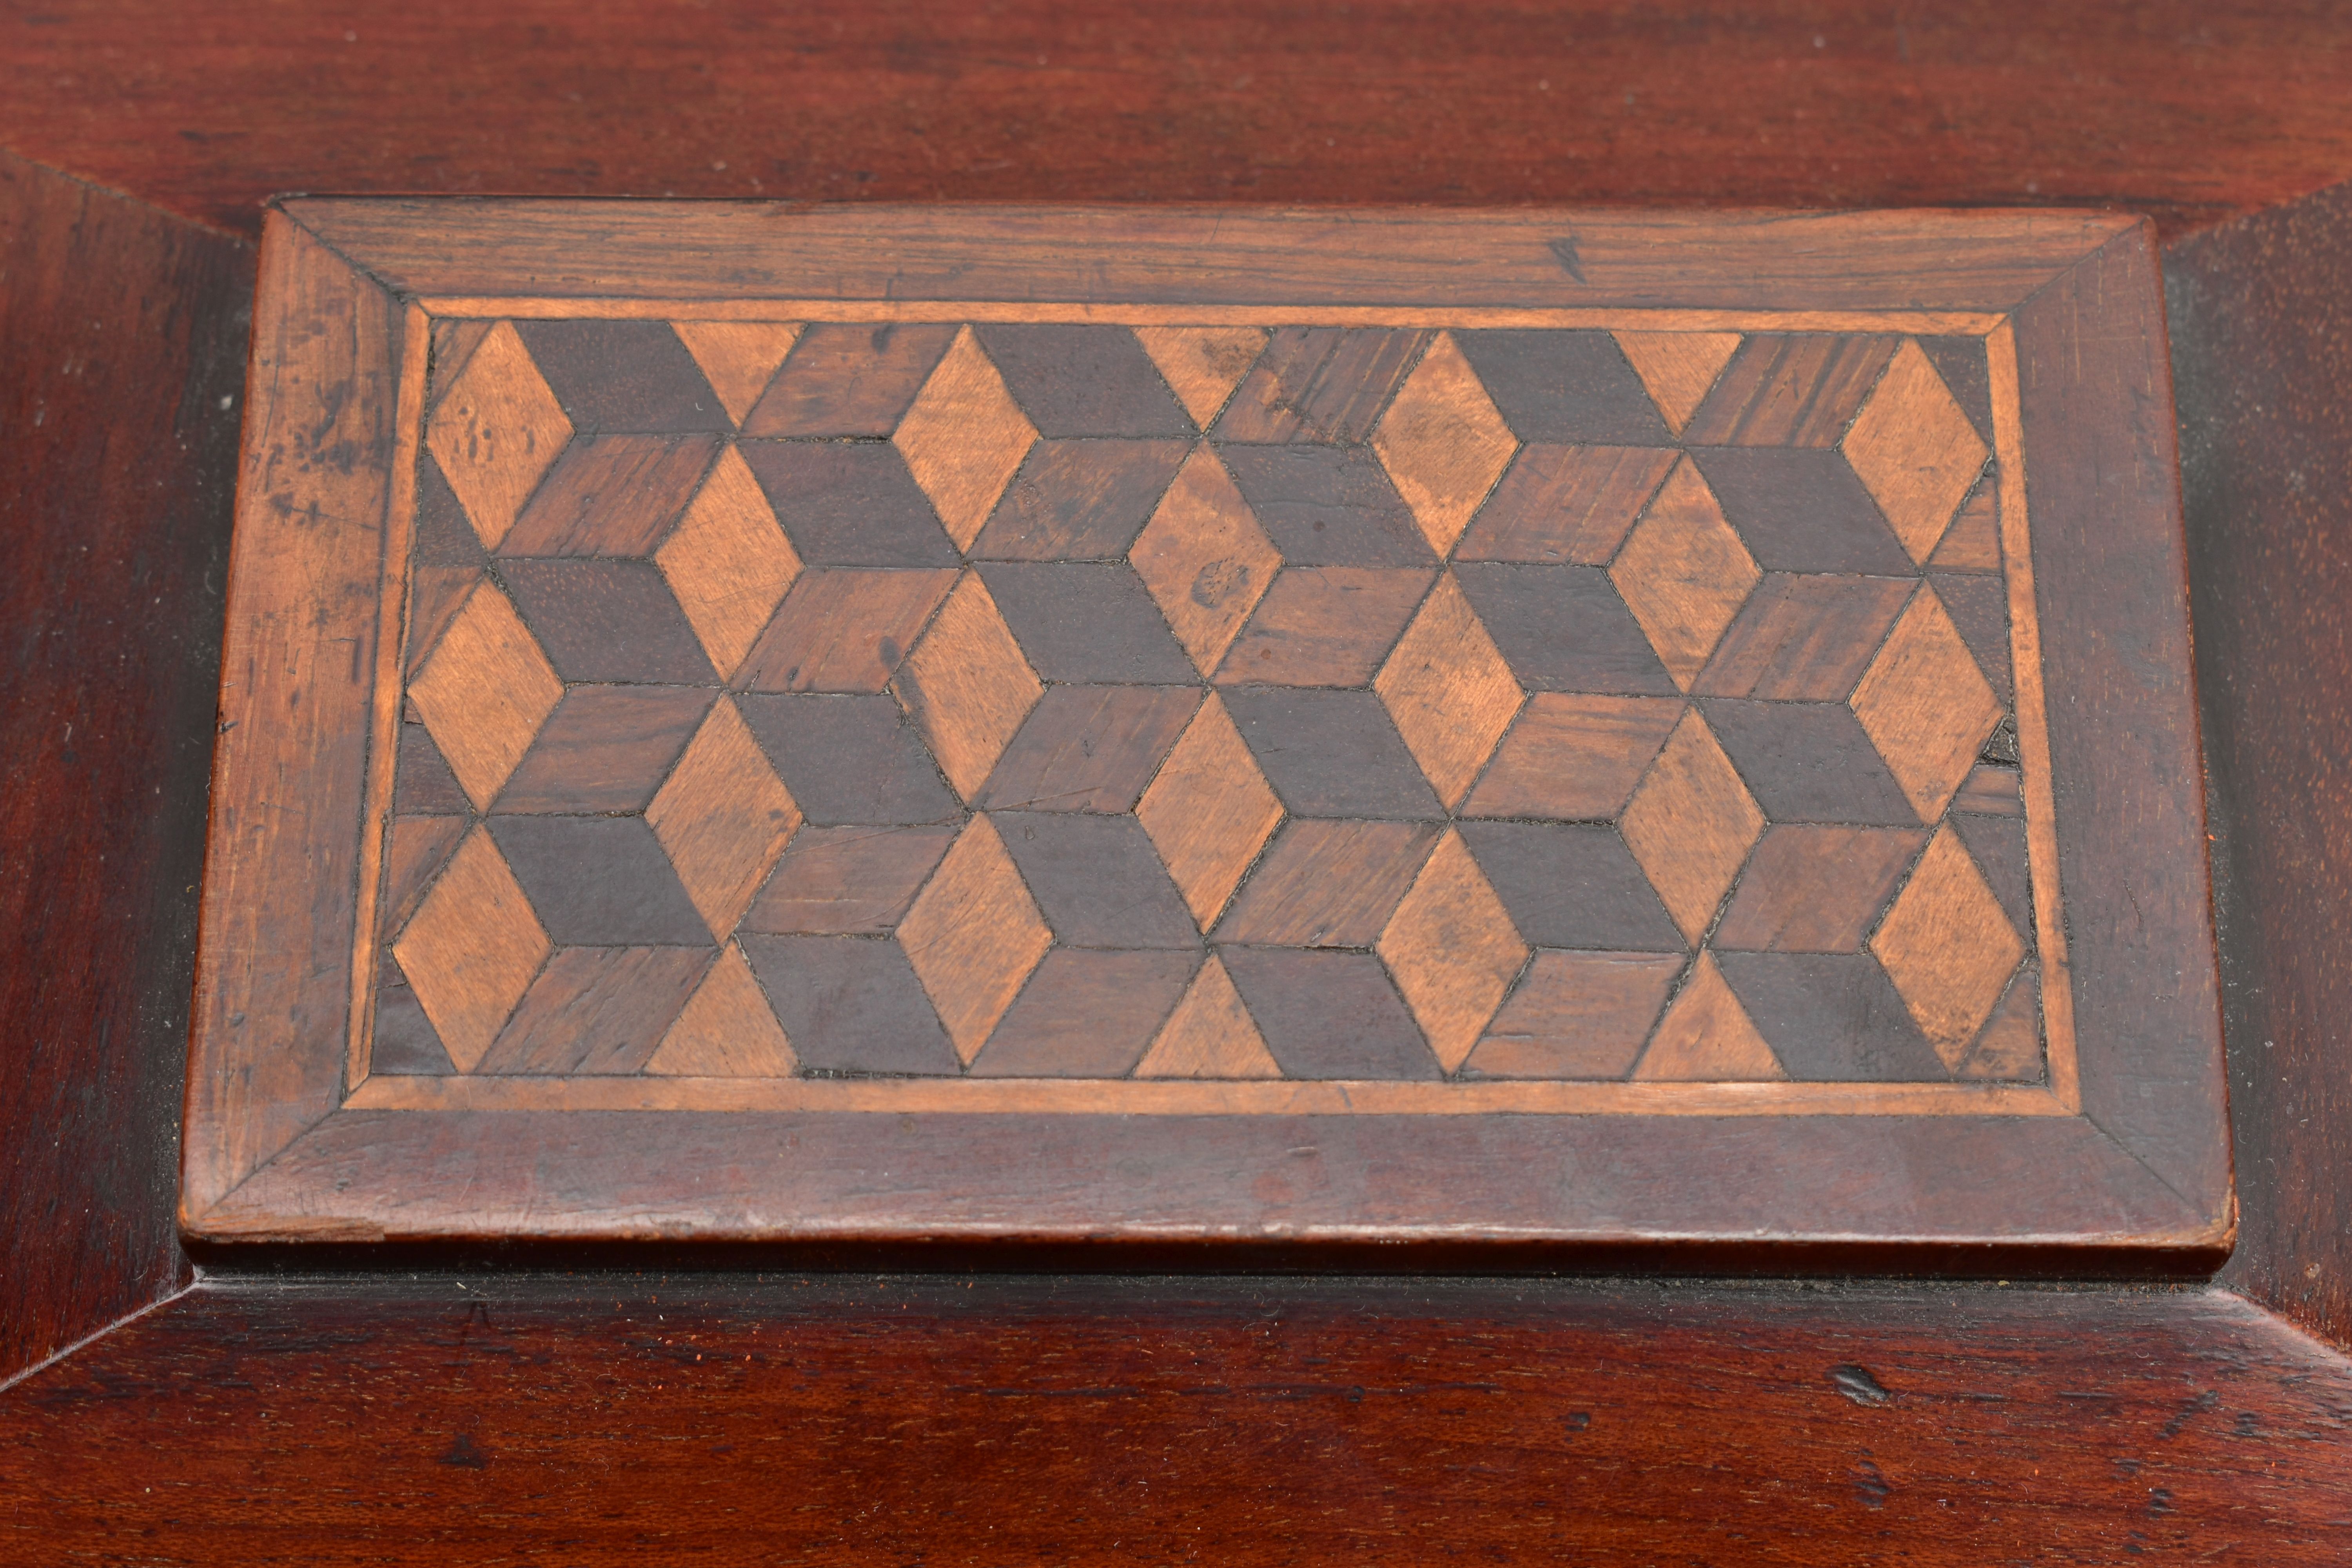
[[370, 316, 2046, 1090]]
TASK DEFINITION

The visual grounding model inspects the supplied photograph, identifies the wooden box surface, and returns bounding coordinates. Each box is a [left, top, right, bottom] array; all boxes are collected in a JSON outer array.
[[180, 202, 2228, 1261]]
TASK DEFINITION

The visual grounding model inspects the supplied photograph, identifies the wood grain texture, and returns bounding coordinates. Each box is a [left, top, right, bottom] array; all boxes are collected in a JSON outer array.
[[491, 685, 711, 815], [166, 206, 2226, 1260], [1636, 951, 1785, 1082], [891, 570, 1042, 800], [181, 214, 401, 1216], [1134, 694, 1285, 931], [1216, 566, 1432, 687], [298, 202, 2129, 316], [2171, 176, 2352, 1350], [733, 567, 957, 694], [891, 326, 1035, 549], [1619, 709, 1765, 943], [475, 945, 710, 1076], [0, 1278, 2344, 1559], [1132, 325, 1266, 426], [1693, 572, 1912, 702], [654, 446, 803, 681], [1134, 953, 1281, 1079], [668, 319, 802, 424], [1842, 339, 1992, 563], [1465, 951, 1683, 1080], [1454, 443, 1677, 564], [1713, 825, 1927, 953], [1460, 693, 1682, 821], [1607, 458, 1759, 690], [643, 697, 802, 940], [500, 434, 718, 558], [405, 584, 563, 808], [187, 1099, 2206, 1254], [644, 942, 798, 1078], [388, 829, 552, 1072], [896, 815, 1052, 1063], [1375, 830, 1528, 1073], [422, 321, 570, 550], [0, 6, 2343, 1536], [740, 824, 958, 936], [1213, 820, 1442, 949], [1370, 332, 1518, 554], [2011, 226, 2229, 1214], [741, 323, 955, 437], [0, 153, 249, 1382], [1129, 447, 1280, 675], [1612, 330, 1743, 433], [0, 0, 2348, 242], [1372, 572, 1523, 809], [1871, 824, 2029, 1066], [1849, 585, 2004, 821]]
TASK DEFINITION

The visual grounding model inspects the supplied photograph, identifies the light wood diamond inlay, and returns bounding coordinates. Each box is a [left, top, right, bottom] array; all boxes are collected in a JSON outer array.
[[671, 320, 804, 423], [1136, 693, 1285, 931], [897, 814, 1053, 1064], [893, 325, 1037, 550], [1375, 572, 1524, 810], [656, 446, 804, 681], [1134, 954, 1282, 1079], [645, 942, 799, 1078], [1612, 331, 1744, 436], [1871, 825, 2027, 1067], [895, 570, 1044, 800], [1610, 457, 1761, 691], [407, 583, 564, 810], [1621, 710, 1766, 945], [358, 310, 2062, 1104], [1634, 953, 1784, 1081], [1372, 331, 1519, 556], [390, 827, 552, 1073], [1842, 339, 1991, 565], [1851, 585, 2004, 822], [1377, 830, 1529, 1073], [1130, 448, 1280, 676], [424, 319, 573, 550], [645, 697, 803, 940], [1133, 325, 1269, 427]]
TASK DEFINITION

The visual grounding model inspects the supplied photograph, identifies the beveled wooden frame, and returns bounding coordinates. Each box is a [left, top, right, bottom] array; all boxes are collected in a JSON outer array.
[[181, 201, 2229, 1262]]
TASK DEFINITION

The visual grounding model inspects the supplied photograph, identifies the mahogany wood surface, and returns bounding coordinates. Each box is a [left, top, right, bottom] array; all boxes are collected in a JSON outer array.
[[3, 2, 2352, 245], [176, 203, 2229, 1260], [3, 1274, 2347, 1564], [0, 153, 251, 1383], [2171, 180, 2352, 1352], [3, 0, 2352, 1551]]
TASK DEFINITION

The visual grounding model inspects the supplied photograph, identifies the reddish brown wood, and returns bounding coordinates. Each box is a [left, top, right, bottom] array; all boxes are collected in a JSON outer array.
[[180, 213, 408, 1218], [0, 8, 2347, 1544], [0, 153, 250, 1383], [2013, 228, 2229, 1211], [164, 206, 2228, 1259], [2171, 176, 2352, 1351], [4, 4, 2352, 245], [0, 11, 2347, 1553], [2, 1276, 2347, 1563]]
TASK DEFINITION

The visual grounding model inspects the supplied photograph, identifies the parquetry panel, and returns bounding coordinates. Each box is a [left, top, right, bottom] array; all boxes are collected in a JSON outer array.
[[362, 309, 2070, 1102], [178, 205, 2233, 1267]]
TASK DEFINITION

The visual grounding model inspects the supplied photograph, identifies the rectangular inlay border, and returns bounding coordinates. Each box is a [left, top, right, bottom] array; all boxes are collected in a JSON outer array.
[[345, 302, 2074, 1119], [183, 203, 2226, 1258]]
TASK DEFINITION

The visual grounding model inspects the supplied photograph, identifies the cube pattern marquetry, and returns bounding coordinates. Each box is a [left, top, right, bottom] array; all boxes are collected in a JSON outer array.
[[370, 317, 2045, 1089]]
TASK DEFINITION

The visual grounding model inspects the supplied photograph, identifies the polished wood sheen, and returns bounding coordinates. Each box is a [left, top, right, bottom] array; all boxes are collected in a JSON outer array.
[[179, 202, 2227, 1262], [4, 1276, 2348, 1566], [0, 153, 251, 1383], [7, 9, 2352, 1558]]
